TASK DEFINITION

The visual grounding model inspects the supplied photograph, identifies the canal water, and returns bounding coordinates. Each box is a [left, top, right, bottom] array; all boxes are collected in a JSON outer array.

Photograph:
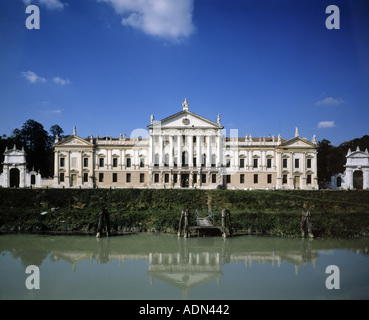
[[0, 233, 368, 300]]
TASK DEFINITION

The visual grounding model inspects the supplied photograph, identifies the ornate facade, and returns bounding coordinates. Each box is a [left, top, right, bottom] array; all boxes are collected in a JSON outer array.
[[53, 99, 318, 190], [331, 147, 369, 190], [0, 145, 42, 188]]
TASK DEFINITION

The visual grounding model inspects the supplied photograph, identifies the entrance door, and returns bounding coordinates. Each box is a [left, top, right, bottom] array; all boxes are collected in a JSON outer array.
[[10, 168, 20, 188], [294, 176, 300, 189], [353, 170, 363, 189], [181, 174, 189, 188], [71, 174, 77, 187]]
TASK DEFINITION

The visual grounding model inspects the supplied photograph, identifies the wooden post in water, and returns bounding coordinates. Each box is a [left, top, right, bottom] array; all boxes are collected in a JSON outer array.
[[221, 209, 227, 238], [178, 210, 185, 237], [226, 209, 233, 237], [222, 209, 233, 238], [184, 209, 190, 238]]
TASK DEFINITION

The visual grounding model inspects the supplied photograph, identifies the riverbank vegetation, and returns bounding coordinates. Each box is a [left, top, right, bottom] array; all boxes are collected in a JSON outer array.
[[0, 188, 369, 238]]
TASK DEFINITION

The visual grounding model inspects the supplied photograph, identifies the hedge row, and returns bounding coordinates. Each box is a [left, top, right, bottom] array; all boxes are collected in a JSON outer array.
[[1, 188, 368, 238]]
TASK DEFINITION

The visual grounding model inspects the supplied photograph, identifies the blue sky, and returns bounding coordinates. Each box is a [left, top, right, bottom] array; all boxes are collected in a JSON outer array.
[[1, 0, 368, 146]]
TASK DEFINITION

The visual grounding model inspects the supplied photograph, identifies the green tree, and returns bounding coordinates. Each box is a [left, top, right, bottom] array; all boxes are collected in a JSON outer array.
[[50, 124, 65, 143], [11, 120, 51, 177], [317, 139, 334, 182]]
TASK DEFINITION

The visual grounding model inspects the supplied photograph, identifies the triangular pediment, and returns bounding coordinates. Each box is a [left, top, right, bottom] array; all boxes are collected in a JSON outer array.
[[55, 135, 93, 147], [278, 137, 316, 149], [149, 110, 222, 130]]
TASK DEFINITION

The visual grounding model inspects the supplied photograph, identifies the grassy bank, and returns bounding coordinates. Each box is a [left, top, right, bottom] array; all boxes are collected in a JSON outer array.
[[0, 188, 369, 238]]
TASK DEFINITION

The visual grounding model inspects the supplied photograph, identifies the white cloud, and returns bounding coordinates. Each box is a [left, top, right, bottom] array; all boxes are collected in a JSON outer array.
[[53, 77, 71, 86], [22, 71, 71, 86], [98, 0, 195, 41], [40, 109, 63, 114], [315, 97, 344, 106], [21, 71, 46, 84], [317, 121, 335, 129], [22, 0, 66, 10]]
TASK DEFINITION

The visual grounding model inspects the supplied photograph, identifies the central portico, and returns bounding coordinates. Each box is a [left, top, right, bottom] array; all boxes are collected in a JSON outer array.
[[147, 99, 224, 188]]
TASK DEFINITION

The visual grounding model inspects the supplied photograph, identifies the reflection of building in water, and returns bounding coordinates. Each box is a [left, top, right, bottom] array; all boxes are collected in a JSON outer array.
[[147, 251, 223, 300], [49, 237, 319, 297]]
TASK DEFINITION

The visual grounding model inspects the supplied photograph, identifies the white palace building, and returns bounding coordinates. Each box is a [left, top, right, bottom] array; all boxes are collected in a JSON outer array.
[[52, 99, 319, 190]]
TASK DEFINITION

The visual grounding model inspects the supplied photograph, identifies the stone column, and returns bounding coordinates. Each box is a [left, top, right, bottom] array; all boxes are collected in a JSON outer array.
[[302, 152, 306, 188], [289, 152, 294, 189], [197, 135, 202, 168], [313, 152, 318, 189], [108, 149, 112, 169], [217, 134, 222, 167], [159, 135, 163, 167], [178, 134, 182, 168], [248, 150, 252, 169], [169, 135, 174, 167], [189, 135, 194, 167], [207, 136, 211, 168], [66, 151, 70, 187], [149, 134, 154, 166], [79, 151, 83, 185], [122, 149, 126, 170], [54, 150, 59, 180], [276, 151, 282, 189]]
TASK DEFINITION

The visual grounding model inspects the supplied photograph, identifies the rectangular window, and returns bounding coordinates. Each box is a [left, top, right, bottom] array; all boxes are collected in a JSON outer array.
[[307, 174, 312, 184], [113, 158, 118, 168], [226, 159, 231, 168], [253, 158, 258, 168], [83, 158, 88, 168], [226, 175, 231, 184], [267, 158, 272, 168], [295, 159, 299, 169], [307, 159, 311, 169], [240, 174, 245, 184], [211, 157, 216, 167], [283, 174, 287, 184], [173, 174, 178, 183], [126, 173, 131, 183], [126, 158, 131, 168], [240, 158, 245, 168], [212, 174, 217, 184], [154, 173, 159, 183], [112, 173, 117, 183], [254, 174, 258, 184], [99, 173, 104, 182], [99, 158, 104, 168], [59, 173, 64, 182], [283, 159, 287, 168], [165, 173, 169, 183], [140, 173, 145, 183], [202, 174, 206, 184], [83, 173, 88, 183], [60, 158, 65, 167], [193, 157, 197, 167], [193, 174, 197, 183], [140, 158, 145, 168], [267, 174, 272, 184]]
